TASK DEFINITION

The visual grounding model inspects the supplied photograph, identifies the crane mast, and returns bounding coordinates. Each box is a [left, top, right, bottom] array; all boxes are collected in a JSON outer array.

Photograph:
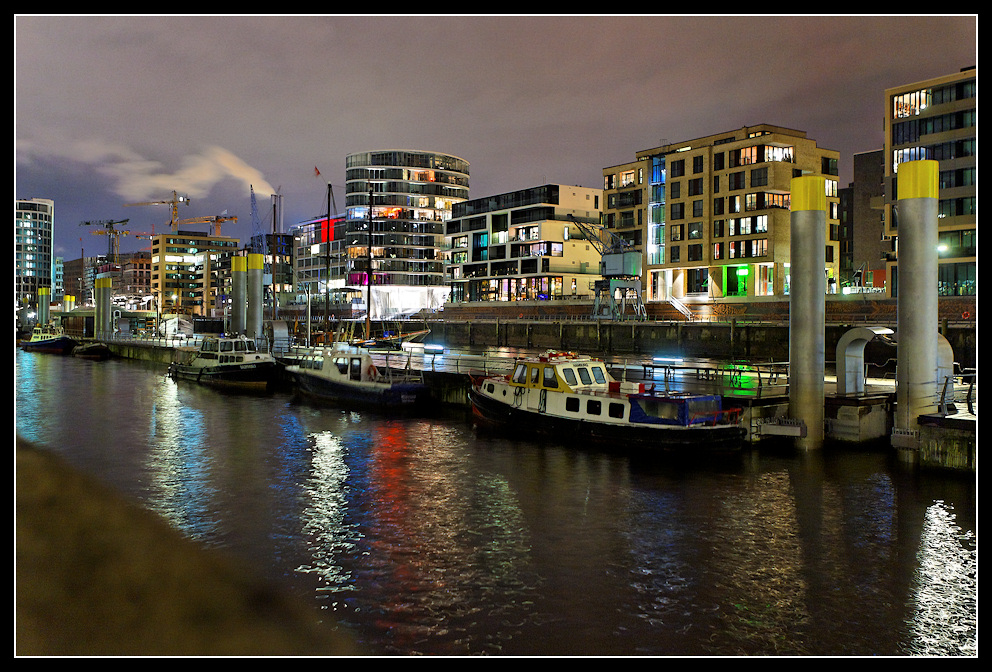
[[79, 218, 130, 265]]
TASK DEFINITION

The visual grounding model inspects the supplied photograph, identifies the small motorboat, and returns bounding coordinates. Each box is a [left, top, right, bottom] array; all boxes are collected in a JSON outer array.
[[20, 324, 78, 355], [72, 341, 112, 361], [167, 335, 281, 391], [287, 343, 430, 409], [469, 350, 746, 453]]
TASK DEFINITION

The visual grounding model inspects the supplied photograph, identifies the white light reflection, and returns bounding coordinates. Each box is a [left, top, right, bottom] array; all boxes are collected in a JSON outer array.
[[905, 500, 976, 656], [296, 430, 358, 607], [145, 379, 220, 542]]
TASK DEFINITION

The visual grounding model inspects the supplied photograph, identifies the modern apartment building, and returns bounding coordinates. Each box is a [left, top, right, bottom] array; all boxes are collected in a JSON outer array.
[[148, 230, 240, 315], [883, 66, 976, 298], [15, 197, 55, 309], [444, 184, 604, 303], [344, 149, 470, 316], [603, 124, 841, 302]]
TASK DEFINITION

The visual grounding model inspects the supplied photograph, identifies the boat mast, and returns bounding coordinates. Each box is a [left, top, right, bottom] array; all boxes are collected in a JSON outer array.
[[366, 187, 373, 339], [325, 184, 332, 343]]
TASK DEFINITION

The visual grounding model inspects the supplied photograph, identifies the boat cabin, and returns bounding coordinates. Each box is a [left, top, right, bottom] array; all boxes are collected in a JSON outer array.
[[508, 352, 612, 393], [197, 336, 262, 364], [295, 348, 380, 383]]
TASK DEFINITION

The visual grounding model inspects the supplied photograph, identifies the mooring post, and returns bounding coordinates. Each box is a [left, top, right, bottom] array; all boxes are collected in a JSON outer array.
[[892, 160, 940, 453], [789, 175, 826, 449]]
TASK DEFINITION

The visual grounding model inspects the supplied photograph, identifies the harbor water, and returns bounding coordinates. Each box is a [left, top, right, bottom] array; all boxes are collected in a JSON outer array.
[[15, 349, 976, 656]]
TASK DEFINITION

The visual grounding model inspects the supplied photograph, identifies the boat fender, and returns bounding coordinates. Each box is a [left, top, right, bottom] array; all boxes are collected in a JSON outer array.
[[366, 363, 379, 380]]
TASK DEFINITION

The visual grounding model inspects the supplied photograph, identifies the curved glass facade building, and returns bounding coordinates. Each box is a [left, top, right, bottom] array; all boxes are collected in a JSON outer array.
[[345, 150, 469, 299]]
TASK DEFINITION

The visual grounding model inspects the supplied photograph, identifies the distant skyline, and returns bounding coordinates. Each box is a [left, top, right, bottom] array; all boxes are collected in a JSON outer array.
[[15, 14, 977, 260]]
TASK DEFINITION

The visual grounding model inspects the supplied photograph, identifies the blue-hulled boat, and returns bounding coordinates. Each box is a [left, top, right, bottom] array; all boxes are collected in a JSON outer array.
[[20, 324, 78, 355]]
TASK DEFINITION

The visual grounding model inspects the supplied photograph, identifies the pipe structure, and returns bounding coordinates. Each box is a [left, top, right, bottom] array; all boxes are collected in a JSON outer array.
[[37, 287, 50, 326], [789, 175, 826, 449], [64, 295, 76, 313], [231, 255, 247, 335], [893, 160, 939, 449], [247, 253, 264, 340]]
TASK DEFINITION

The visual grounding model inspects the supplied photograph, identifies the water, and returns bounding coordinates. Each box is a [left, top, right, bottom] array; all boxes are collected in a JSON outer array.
[[15, 349, 977, 656]]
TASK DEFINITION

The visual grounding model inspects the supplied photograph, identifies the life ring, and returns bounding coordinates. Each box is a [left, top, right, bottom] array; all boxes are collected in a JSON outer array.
[[963, 311, 971, 320], [366, 363, 378, 380]]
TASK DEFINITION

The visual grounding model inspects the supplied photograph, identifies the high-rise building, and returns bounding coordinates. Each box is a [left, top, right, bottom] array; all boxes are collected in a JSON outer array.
[[883, 66, 976, 298], [444, 184, 604, 303], [344, 150, 470, 316], [15, 197, 55, 310], [603, 124, 841, 302]]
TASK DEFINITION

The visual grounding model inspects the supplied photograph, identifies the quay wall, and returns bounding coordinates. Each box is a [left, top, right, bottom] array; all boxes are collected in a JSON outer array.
[[429, 296, 976, 368]]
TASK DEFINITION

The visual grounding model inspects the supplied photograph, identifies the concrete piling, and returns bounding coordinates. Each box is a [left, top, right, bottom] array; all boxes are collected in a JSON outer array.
[[789, 175, 827, 449], [231, 255, 247, 336], [892, 159, 940, 451]]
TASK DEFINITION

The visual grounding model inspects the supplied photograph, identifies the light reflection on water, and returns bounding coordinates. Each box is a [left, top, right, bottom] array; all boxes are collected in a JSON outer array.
[[14, 350, 977, 656], [904, 501, 977, 656]]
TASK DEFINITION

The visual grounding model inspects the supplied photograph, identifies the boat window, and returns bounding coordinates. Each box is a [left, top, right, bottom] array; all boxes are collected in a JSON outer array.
[[561, 368, 577, 386], [350, 358, 362, 381], [512, 363, 527, 384], [638, 398, 681, 421], [530, 367, 541, 384], [234, 340, 247, 352], [542, 366, 558, 388], [221, 341, 234, 352], [245, 340, 256, 352], [609, 403, 625, 419], [566, 397, 579, 412], [591, 366, 607, 384], [335, 358, 348, 374], [587, 400, 601, 415], [203, 340, 218, 352], [576, 367, 592, 385]]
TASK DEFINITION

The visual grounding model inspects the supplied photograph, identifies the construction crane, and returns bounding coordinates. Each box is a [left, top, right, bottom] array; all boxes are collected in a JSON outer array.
[[79, 218, 130, 266], [173, 214, 238, 237], [566, 214, 646, 321], [123, 190, 191, 233]]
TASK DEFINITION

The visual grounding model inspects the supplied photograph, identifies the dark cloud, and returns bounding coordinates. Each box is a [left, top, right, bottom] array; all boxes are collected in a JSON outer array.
[[15, 15, 977, 258]]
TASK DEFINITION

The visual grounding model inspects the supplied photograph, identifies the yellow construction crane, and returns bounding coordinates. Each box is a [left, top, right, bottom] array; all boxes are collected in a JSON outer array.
[[123, 190, 191, 233], [79, 218, 130, 265], [173, 214, 238, 237]]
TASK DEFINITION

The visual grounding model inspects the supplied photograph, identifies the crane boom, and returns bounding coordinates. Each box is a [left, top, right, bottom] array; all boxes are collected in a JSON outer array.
[[123, 190, 190, 233]]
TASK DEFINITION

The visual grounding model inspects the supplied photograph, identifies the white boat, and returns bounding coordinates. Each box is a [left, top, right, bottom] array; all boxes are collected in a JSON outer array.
[[469, 351, 746, 452], [168, 335, 281, 390], [287, 343, 430, 409]]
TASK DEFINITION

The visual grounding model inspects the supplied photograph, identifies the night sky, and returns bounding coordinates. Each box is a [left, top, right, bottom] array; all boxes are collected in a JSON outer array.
[[15, 14, 977, 260]]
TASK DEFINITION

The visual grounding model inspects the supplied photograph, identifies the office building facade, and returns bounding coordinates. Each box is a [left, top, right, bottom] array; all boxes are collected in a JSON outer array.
[[444, 184, 604, 303], [149, 230, 240, 316], [603, 124, 841, 302], [883, 66, 976, 298]]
